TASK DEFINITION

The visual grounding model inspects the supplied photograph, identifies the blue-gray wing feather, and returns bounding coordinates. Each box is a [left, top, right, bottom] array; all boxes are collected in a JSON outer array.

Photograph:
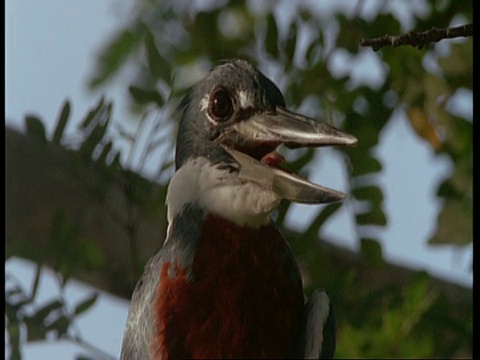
[[296, 289, 336, 359]]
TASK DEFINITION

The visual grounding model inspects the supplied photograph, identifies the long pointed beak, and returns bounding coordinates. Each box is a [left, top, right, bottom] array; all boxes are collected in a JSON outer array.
[[222, 146, 347, 203], [218, 106, 358, 149], [216, 106, 358, 205]]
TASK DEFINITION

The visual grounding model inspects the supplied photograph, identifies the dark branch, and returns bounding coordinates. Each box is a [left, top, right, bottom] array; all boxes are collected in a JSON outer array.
[[360, 24, 473, 51]]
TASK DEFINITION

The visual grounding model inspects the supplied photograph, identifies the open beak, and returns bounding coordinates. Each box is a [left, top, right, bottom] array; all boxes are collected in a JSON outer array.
[[220, 107, 357, 149], [216, 106, 358, 204]]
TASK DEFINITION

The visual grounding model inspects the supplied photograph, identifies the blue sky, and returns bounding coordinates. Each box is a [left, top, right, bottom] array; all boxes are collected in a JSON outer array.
[[5, 0, 472, 359]]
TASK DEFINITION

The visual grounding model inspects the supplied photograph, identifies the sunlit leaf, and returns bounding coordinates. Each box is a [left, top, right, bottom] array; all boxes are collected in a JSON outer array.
[[407, 107, 442, 151]]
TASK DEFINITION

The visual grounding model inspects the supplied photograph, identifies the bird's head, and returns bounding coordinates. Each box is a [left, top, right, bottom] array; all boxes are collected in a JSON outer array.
[[168, 59, 357, 227]]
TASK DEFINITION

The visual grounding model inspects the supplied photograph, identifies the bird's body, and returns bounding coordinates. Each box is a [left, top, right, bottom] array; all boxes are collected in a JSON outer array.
[[152, 213, 303, 359], [121, 59, 357, 359]]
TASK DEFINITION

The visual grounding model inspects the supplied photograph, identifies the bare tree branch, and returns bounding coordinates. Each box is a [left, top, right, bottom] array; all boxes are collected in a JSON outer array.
[[360, 24, 473, 51]]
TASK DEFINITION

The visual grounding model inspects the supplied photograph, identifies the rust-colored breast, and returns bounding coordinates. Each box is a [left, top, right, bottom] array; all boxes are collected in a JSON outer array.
[[151, 215, 303, 359]]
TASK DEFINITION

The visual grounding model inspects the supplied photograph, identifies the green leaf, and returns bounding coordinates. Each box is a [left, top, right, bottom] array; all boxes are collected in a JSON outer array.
[[43, 314, 70, 337], [305, 40, 322, 66], [24, 317, 47, 342], [50, 210, 81, 283], [352, 185, 384, 203], [437, 40, 473, 89], [355, 205, 387, 226], [80, 238, 104, 269], [437, 151, 472, 200], [360, 238, 384, 267], [25, 115, 47, 144], [145, 32, 172, 82], [74, 293, 99, 316], [30, 300, 64, 322], [30, 263, 42, 300], [108, 152, 122, 171], [406, 107, 442, 151], [284, 21, 297, 71], [7, 318, 22, 359], [274, 201, 292, 227], [96, 141, 113, 165], [128, 85, 165, 106], [350, 154, 383, 177], [88, 23, 146, 88], [301, 203, 342, 241], [448, 155, 472, 197], [79, 104, 112, 159], [265, 14, 279, 58], [52, 100, 70, 145], [428, 199, 472, 246], [80, 97, 105, 130], [404, 271, 431, 308]]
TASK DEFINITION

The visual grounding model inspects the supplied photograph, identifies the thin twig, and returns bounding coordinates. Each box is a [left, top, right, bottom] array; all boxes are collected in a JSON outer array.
[[360, 24, 473, 51]]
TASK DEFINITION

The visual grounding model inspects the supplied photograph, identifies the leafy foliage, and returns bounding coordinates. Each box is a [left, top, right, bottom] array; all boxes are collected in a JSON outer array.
[[6, 0, 472, 358], [6, 96, 167, 358], [5, 266, 99, 359]]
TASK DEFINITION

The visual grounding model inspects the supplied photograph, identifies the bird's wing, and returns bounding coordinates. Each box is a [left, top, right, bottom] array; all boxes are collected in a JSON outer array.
[[296, 289, 336, 359], [120, 251, 165, 360], [120, 203, 205, 359]]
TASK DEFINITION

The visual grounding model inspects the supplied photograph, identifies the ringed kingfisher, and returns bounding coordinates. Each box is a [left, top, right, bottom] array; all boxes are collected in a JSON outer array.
[[120, 59, 357, 359]]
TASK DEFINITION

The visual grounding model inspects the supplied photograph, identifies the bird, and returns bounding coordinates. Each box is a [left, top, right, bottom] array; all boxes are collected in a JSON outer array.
[[120, 59, 357, 359]]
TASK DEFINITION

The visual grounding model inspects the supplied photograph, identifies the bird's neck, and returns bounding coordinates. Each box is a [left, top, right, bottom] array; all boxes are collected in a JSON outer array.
[[166, 157, 282, 229], [163, 201, 281, 271]]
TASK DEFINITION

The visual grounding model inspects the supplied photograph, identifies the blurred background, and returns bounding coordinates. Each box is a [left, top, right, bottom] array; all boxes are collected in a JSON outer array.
[[5, 0, 472, 359]]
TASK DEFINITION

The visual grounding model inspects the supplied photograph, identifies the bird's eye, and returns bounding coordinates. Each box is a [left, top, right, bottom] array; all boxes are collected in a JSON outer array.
[[210, 88, 233, 120]]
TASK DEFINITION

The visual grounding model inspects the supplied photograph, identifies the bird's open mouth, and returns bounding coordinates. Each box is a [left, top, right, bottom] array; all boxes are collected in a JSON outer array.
[[215, 106, 358, 204], [229, 142, 282, 166], [259, 149, 285, 168]]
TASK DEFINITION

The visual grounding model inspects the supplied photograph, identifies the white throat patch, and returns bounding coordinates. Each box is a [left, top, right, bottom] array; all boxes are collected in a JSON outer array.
[[166, 157, 281, 228]]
